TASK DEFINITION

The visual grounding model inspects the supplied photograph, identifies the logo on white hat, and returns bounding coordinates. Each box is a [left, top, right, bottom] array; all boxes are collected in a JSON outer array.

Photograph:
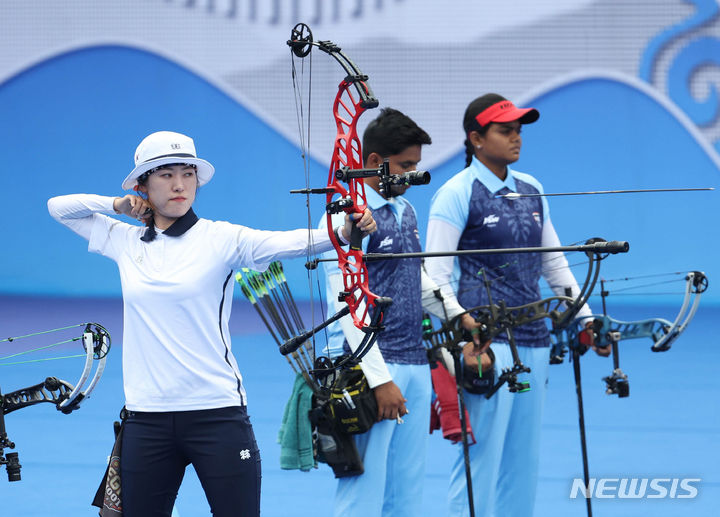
[[122, 131, 216, 190]]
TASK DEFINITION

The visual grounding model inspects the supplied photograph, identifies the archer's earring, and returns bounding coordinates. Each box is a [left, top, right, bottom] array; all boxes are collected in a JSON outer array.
[[476, 145, 482, 149]]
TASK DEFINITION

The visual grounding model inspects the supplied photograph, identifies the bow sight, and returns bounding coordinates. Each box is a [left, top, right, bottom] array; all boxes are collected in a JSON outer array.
[[292, 160, 431, 207], [334, 160, 431, 198]]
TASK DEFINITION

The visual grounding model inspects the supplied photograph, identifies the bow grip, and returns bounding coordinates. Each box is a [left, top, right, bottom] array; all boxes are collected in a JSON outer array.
[[349, 219, 363, 251]]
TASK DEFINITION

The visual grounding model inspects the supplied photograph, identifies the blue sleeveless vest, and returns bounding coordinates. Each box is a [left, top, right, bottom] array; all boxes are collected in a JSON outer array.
[[344, 201, 426, 363], [457, 178, 549, 348]]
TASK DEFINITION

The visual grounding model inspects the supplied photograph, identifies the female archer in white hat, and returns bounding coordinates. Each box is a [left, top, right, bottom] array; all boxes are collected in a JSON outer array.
[[48, 130, 376, 517]]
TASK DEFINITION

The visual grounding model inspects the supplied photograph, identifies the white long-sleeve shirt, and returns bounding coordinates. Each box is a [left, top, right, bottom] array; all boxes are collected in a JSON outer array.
[[48, 194, 335, 411], [425, 217, 592, 320], [425, 158, 592, 335]]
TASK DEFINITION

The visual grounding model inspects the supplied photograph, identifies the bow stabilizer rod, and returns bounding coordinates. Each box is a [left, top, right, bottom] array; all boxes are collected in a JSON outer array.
[[306, 240, 630, 269]]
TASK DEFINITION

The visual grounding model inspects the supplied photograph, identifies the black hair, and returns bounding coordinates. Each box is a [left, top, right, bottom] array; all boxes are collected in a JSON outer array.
[[134, 163, 198, 243], [362, 108, 432, 163], [462, 93, 507, 167], [136, 171, 158, 242]]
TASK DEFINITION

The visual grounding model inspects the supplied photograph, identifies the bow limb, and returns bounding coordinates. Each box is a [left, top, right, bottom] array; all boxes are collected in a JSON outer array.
[[557, 270, 708, 353], [58, 323, 111, 413], [649, 270, 707, 351]]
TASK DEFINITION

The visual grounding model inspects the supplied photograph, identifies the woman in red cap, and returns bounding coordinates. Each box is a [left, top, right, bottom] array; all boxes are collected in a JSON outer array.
[[424, 94, 601, 517], [48, 130, 376, 517]]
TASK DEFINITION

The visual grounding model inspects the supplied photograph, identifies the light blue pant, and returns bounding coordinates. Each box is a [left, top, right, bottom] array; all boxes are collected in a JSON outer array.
[[447, 344, 550, 517], [334, 363, 432, 517]]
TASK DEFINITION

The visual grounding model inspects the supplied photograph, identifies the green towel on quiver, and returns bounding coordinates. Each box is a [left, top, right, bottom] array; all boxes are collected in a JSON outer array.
[[278, 372, 316, 471]]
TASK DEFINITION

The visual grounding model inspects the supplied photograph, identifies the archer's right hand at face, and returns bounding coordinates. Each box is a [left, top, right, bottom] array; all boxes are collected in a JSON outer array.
[[114, 195, 153, 222]]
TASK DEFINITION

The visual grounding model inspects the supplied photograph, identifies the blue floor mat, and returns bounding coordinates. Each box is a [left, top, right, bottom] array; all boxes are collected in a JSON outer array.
[[1, 297, 717, 516]]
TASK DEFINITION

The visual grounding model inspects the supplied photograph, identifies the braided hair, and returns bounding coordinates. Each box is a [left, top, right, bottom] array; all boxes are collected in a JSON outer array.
[[462, 93, 507, 167]]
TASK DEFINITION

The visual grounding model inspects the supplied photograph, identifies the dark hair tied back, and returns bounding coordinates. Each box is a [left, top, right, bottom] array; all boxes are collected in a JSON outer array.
[[462, 93, 507, 167]]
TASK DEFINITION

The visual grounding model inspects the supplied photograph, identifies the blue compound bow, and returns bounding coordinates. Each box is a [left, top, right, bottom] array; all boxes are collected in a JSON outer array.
[[548, 271, 707, 517]]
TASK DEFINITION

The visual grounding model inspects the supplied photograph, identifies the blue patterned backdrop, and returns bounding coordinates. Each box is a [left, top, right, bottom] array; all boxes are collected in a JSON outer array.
[[0, 1, 718, 301]]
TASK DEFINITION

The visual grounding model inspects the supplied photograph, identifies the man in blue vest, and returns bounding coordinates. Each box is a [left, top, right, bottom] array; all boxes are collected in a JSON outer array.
[[320, 108, 468, 517]]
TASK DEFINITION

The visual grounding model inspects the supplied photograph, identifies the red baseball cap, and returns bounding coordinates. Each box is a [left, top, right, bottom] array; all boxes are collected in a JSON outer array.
[[474, 99, 539, 128]]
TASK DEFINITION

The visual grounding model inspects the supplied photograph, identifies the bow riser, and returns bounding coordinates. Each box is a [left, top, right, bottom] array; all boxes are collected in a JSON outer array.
[[325, 77, 379, 330], [562, 317, 670, 349], [424, 242, 613, 399], [429, 293, 579, 359], [288, 22, 391, 372], [2, 377, 75, 415]]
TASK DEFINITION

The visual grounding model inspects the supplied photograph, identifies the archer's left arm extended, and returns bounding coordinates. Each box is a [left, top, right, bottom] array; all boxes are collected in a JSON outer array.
[[232, 210, 375, 271]]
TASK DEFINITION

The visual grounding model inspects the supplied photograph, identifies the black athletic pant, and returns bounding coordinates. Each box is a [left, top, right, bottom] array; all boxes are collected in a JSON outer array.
[[121, 406, 261, 516]]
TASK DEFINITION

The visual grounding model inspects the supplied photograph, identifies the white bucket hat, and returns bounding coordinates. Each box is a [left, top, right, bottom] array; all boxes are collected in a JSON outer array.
[[122, 131, 215, 190]]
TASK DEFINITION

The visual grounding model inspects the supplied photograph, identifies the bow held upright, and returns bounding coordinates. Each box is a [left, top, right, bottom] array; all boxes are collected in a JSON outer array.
[[286, 23, 391, 370]]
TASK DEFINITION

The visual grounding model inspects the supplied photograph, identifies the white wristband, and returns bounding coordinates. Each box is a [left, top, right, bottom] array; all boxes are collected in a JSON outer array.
[[334, 225, 348, 246]]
